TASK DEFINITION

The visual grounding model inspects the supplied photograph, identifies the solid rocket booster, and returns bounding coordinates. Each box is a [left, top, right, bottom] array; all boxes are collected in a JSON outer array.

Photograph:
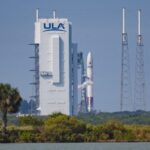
[[86, 52, 93, 112]]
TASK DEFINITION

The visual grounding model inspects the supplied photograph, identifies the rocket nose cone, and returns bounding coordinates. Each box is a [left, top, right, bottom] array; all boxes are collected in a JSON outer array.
[[87, 51, 92, 58], [87, 51, 93, 65]]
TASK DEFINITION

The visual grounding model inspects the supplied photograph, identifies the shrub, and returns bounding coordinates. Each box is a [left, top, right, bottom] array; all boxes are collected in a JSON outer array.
[[19, 131, 35, 142], [43, 113, 86, 142], [18, 115, 43, 126]]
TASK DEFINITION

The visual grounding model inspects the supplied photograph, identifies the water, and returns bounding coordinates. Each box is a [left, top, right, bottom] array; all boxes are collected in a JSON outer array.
[[0, 143, 150, 150]]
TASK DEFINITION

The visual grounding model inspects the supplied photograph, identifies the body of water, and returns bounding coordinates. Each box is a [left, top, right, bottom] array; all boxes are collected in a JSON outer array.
[[0, 143, 150, 150]]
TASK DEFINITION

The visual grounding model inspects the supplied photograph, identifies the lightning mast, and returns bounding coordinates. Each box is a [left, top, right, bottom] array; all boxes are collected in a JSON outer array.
[[134, 10, 146, 111], [120, 8, 132, 111]]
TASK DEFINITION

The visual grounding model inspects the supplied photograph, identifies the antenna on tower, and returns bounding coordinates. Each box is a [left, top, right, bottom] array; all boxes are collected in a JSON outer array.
[[138, 9, 141, 35], [120, 8, 132, 111], [134, 9, 146, 111], [122, 7, 125, 34], [53, 10, 56, 19], [36, 8, 39, 22]]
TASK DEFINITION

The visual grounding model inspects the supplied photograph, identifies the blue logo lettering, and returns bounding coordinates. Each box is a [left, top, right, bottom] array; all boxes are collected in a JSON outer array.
[[43, 23, 65, 32]]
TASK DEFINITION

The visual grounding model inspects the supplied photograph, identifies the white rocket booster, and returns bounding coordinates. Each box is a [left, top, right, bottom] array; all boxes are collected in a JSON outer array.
[[78, 51, 94, 112], [86, 52, 93, 112]]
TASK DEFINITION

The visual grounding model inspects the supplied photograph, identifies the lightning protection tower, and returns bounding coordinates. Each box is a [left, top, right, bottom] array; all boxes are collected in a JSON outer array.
[[120, 8, 132, 111], [134, 10, 146, 111]]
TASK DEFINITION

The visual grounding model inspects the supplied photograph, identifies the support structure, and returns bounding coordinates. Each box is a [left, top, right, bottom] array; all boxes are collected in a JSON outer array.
[[78, 52, 87, 113], [29, 44, 39, 114], [120, 8, 132, 111], [134, 10, 146, 111]]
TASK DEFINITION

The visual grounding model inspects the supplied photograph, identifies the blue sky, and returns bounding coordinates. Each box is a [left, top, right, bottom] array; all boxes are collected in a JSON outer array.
[[0, 0, 149, 112]]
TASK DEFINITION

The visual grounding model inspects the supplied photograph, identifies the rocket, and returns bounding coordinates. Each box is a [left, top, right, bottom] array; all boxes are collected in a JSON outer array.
[[78, 51, 94, 112], [86, 52, 93, 112]]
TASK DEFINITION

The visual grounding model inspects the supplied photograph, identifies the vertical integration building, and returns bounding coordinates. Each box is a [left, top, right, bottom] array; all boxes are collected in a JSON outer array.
[[33, 10, 78, 115]]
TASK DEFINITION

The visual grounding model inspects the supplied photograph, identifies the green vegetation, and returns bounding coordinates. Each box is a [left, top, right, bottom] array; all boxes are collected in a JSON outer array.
[[0, 83, 22, 135], [78, 111, 150, 125], [0, 112, 150, 143], [18, 115, 44, 126]]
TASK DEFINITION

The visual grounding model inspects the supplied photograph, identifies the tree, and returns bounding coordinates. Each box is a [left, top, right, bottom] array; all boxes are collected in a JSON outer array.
[[43, 113, 86, 142], [0, 83, 22, 135]]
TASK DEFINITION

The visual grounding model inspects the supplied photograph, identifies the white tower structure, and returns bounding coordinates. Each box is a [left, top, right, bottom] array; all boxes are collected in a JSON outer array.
[[33, 10, 78, 115]]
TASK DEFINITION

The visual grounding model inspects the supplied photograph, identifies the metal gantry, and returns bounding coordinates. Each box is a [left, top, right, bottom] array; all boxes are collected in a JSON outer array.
[[134, 10, 146, 111], [29, 43, 40, 114], [120, 8, 132, 111], [77, 52, 87, 113]]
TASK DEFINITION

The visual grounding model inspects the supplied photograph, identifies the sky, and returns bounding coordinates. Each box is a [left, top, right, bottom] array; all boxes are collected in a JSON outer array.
[[0, 0, 150, 112]]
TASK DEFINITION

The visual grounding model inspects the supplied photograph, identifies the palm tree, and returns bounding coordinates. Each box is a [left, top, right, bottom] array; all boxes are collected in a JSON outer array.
[[0, 83, 22, 135]]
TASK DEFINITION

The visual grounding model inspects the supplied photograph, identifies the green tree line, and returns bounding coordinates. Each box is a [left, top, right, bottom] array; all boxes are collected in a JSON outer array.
[[0, 83, 150, 143], [78, 111, 150, 125], [0, 113, 150, 143]]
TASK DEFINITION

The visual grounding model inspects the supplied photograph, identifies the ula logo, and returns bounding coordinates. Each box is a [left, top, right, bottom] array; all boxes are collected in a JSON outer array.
[[43, 23, 65, 32]]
